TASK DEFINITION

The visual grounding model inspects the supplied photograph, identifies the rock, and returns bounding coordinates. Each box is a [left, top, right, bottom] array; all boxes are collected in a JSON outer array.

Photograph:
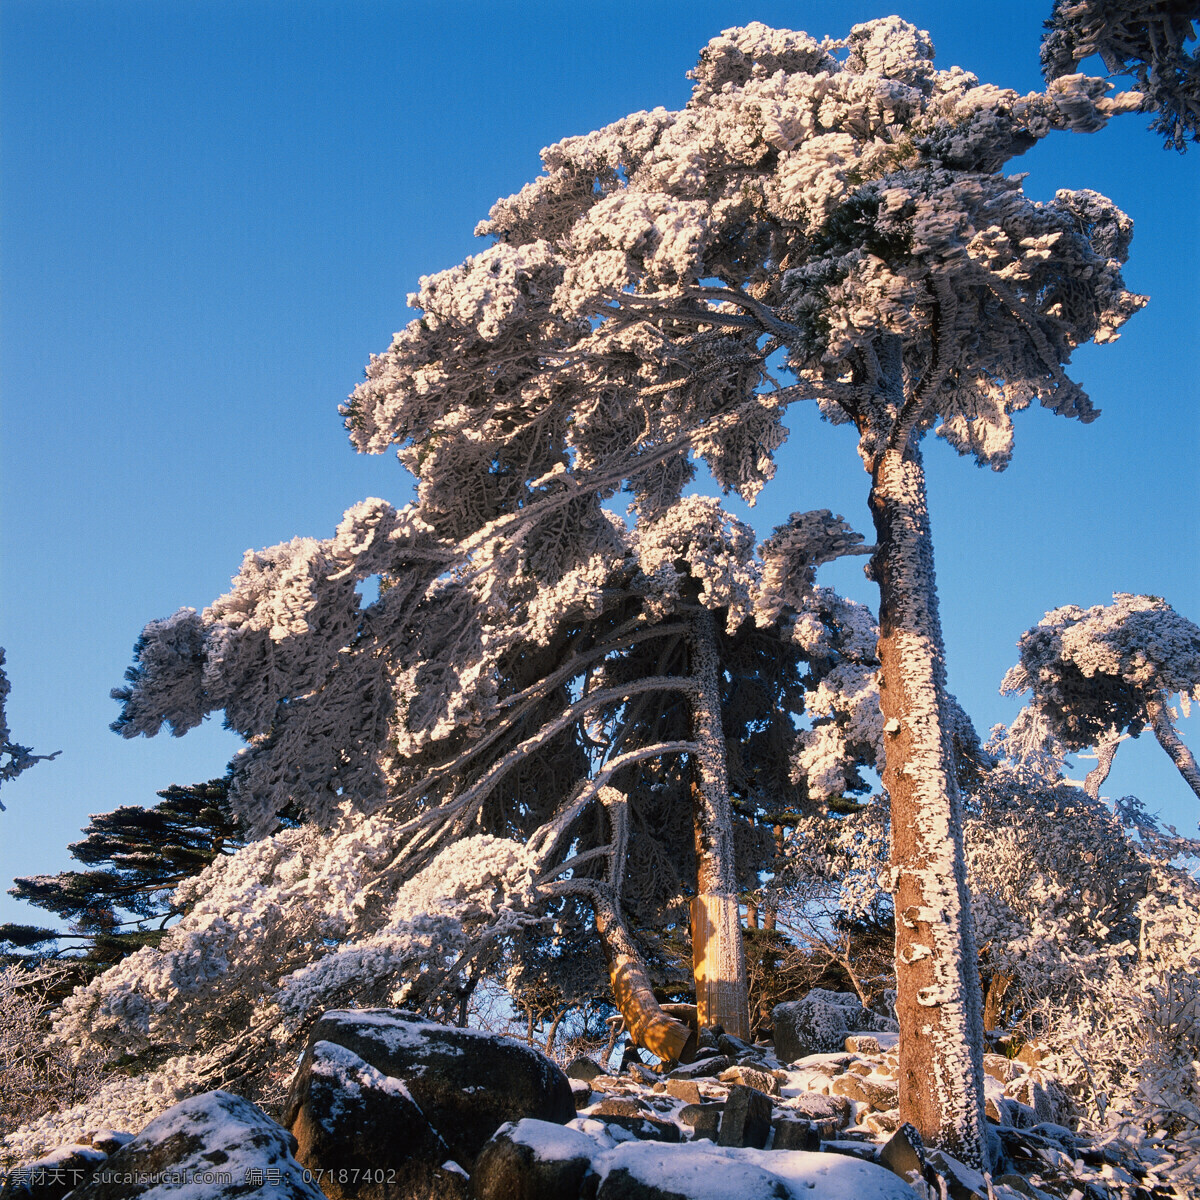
[[783, 1092, 852, 1128], [471, 1120, 596, 1200], [619, 1045, 645, 1072], [1004, 1072, 1074, 1128], [716, 1066, 779, 1096], [715, 1034, 755, 1059], [864, 1111, 902, 1136], [286, 1009, 574, 1171], [769, 1115, 819, 1152], [1015, 1042, 1050, 1070], [2, 1144, 108, 1200], [592, 1117, 680, 1144], [771, 990, 897, 1064], [678, 1104, 722, 1142], [63, 1091, 322, 1200], [664, 1079, 701, 1105], [717, 1085, 772, 1150], [831, 1073, 898, 1111], [927, 1150, 988, 1200], [593, 1098, 651, 1119], [570, 1080, 594, 1110], [593, 1143, 790, 1200], [879, 1123, 928, 1190], [87, 1133, 135, 1157], [286, 1039, 465, 1200], [982, 1053, 1018, 1085], [667, 1056, 730, 1081], [566, 1057, 605, 1083], [822, 1139, 879, 1162]]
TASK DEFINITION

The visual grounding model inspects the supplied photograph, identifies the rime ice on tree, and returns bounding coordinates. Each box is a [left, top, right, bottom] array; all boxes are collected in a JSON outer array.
[[107, 15, 1149, 1167], [1003, 593, 1200, 803]]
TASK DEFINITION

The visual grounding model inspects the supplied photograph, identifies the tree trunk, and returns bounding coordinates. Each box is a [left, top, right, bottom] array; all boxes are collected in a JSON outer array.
[[869, 443, 988, 1168], [1147, 693, 1200, 801], [688, 608, 751, 1038], [591, 887, 696, 1062]]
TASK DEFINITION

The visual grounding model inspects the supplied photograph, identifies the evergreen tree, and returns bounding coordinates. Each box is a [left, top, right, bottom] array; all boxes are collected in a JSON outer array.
[[1, 780, 245, 979], [100, 15, 1146, 1166], [1042, 0, 1200, 149]]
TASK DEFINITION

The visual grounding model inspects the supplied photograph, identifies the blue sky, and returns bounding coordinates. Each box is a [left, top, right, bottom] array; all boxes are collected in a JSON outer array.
[[1, 0, 1197, 927]]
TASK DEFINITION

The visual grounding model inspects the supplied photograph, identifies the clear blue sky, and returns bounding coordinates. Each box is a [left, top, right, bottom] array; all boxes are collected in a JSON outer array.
[[2, 1, 1197, 928]]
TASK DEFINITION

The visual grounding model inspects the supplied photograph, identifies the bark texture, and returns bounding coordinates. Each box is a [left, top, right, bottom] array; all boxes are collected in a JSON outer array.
[[688, 608, 750, 1039], [869, 445, 988, 1167], [592, 888, 696, 1063]]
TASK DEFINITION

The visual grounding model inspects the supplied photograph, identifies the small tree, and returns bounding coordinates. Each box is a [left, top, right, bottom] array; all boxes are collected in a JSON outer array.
[[0, 649, 58, 802], [1002, 593, 1200, 802], [2, 780, 250, 979]]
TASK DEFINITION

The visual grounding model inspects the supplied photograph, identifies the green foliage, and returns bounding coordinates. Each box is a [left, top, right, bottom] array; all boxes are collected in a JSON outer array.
[[1, 779, 247, 983]]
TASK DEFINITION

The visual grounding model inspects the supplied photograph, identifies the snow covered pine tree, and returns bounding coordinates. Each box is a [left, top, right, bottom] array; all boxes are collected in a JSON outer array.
[[1003, 593, 1200, 803], [1041, 0, 1200, 150], [105, 17, 1147, 1166]]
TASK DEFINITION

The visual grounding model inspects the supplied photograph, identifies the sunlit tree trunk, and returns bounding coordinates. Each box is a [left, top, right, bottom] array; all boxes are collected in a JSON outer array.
[[591, 886, 696, 1062], [688, 607, 751, 1038], [869, 442, 988, 1168]]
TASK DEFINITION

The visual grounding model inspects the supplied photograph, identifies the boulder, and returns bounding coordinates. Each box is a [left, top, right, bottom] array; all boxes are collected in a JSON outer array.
[[717, 1086, 772, 1150], [565, 1057, 605, 1083], [783, 1092, 852, 1128], [666, 1056, 729, 1081], [769, 1115, 818, 1152], [471, 1121, 596, 1200], [285, 1010, 574, 1171], [570, 1080, 594, 1110], [927, 1150, 988, 1200], [771, 990, 897, 1065], [715, 1066, 778, 1096], [1, 1144, 108, 1200], [1003, 1072, 1075, 1129], [678, 1104, 722, 1142], [879, 1123, 928, 1190], [715, 1034, 755, 1059], [592, 1098, 651, 1120], [593, 1143, 790, 1200], [830, 1072, 898, 1112], [663, 1080, 701, 1105], [591, 1117, 680, 1144], [62, 1091, 322, 1200], [286, 1039, 466, 1200], [982, 1053, 1018, 1085]]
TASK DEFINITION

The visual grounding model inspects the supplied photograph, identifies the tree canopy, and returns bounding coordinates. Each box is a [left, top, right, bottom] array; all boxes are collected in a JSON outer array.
[[58, 12, 1157, 1170]]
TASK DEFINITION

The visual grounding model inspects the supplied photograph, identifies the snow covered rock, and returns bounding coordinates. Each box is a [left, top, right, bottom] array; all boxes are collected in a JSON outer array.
[[285, 1010, 574, 1171], [1, 1143, 108, 1200], [284, 1040, 466, 1200], [715, 1086, 771, 1150], [716, 1066, 778, 1096], [878, 1124, 929, 1191], [471, 1120, 596, 1200], [564, 1058, 604, 1083], [782, 1092, 851, 1131], [591, 1144, 920, 1200], [768, 1115, 819, 1152], [59, 1092, 321, 1200], [666, 1056, 730, 1081], [771, 991, 896, 1065]]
